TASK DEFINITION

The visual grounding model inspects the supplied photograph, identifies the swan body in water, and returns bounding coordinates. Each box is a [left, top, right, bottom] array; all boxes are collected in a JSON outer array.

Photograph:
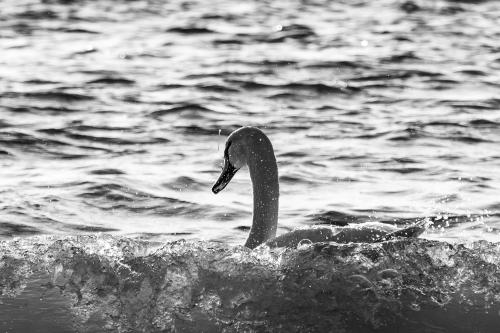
[[212, 126, 426, 249]]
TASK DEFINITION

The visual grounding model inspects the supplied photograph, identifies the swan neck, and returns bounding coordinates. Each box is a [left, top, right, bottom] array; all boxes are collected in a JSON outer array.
[[245, 143, 279, 249]]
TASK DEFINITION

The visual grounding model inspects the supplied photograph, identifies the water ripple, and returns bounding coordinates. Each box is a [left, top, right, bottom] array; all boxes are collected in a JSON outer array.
[[0, 0, 499, 245]]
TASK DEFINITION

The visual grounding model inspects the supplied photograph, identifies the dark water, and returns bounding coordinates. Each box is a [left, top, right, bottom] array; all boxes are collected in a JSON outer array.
[[1, 235, 500, 333], [0, 0, 500, 330]]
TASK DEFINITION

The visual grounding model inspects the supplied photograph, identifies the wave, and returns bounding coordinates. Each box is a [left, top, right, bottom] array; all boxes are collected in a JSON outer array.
[[0, 130, 92, 159], [89, 168, 125, 175], [77, 182, 208, 217], [225, 79, 358, 94], [150, 103, 215, 118], [166, 26, 216, 34], [6, 105, 82, 114], [0, 222, 40, 237], [1, 235, 499, 332], [8, 91, 95, 102], [0, 128, 162, 159], [86, 77, 135, 85]]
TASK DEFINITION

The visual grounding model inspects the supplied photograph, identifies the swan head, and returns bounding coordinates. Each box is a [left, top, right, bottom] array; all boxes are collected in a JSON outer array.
[[212, 127, 253, 194], [212, 126, 271, 194]]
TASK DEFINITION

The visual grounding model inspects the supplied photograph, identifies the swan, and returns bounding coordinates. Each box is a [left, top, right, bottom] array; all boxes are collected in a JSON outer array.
[[212, 126, 426, 249]]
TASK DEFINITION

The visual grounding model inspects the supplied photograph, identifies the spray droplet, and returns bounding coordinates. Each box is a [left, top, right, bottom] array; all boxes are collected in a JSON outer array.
[[297, 239, 312, 249], [218, 129, 222, 151]]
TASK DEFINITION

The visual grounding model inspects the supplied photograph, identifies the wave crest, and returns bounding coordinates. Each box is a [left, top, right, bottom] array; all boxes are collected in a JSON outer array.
[[1, 235, 499, 332]]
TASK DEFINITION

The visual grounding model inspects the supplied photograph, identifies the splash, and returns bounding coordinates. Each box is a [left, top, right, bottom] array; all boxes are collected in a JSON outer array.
[[1, 235, 499, 332]]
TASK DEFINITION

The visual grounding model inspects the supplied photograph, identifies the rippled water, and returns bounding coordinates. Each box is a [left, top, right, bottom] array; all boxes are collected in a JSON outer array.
[[1, 0, 500, 247]]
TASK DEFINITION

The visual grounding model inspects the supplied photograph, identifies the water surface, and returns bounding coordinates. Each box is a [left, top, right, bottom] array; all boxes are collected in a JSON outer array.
[[1, 0, 499, 245]]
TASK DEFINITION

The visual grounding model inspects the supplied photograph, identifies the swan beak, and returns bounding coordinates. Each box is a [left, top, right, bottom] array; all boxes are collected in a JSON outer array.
[[212, 161, 238, 194]]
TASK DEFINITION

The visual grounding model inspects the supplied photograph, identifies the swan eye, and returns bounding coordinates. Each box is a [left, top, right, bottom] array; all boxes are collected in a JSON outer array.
[[222, 141, 239, 169], [223, 141, 232, 161], [224, 139, 247, 170]]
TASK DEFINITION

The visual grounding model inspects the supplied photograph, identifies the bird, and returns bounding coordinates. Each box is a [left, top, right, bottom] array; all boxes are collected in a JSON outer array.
[[212, 126, 426, 249]]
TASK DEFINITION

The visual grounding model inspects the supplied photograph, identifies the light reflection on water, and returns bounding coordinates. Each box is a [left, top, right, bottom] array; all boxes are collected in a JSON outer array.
[[0, 0, 499, 247]]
